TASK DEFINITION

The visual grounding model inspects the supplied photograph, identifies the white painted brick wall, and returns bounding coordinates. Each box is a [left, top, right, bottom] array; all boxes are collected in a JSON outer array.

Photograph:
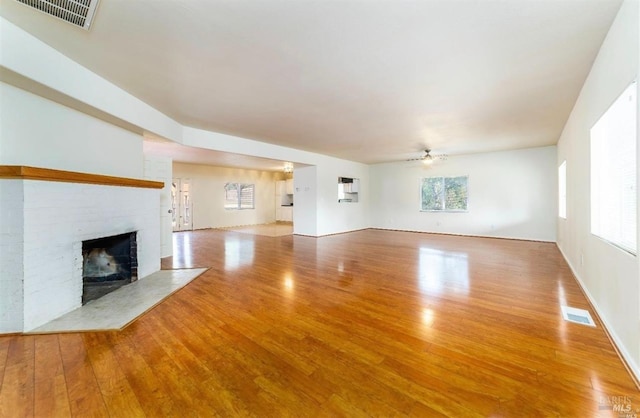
[[0, 180, 25, 332], [0, 179, 161, 332]]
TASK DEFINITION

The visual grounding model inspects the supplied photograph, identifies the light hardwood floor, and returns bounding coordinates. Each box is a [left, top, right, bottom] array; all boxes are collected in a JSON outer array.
[[216, 222, 293, 237], [0, 229, 638, 416]]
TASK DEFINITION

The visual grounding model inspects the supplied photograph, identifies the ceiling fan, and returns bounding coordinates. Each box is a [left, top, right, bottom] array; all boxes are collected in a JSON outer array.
[[406, 149, 448, 165]]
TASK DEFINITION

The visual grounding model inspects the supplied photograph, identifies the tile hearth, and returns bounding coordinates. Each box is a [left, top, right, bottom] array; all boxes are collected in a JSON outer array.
[[30, 268, 207, 333]]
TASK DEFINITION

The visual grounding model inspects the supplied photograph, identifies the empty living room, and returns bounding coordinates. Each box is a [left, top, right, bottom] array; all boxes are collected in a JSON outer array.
[[0, 0, 638, 416]]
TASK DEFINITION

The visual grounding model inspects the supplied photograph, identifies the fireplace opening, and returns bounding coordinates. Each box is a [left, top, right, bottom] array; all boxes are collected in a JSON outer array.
[[82, 232, 137, 304]]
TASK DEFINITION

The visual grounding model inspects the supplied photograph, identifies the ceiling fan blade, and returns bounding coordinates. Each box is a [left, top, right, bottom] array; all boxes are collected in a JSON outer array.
[[405, 149, 449, 163]]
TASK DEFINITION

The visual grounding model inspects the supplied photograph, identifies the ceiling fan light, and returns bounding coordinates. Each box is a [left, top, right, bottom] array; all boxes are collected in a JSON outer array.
[[422, 157, 433, 166]]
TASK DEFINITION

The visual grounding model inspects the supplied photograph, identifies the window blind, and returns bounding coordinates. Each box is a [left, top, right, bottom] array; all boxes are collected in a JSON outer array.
[[225, 183, 255, 210], [239, 184, 255, 209]]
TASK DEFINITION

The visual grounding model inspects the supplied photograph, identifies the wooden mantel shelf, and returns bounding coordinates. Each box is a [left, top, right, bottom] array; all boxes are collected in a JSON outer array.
[[0, 166, 164, 189]]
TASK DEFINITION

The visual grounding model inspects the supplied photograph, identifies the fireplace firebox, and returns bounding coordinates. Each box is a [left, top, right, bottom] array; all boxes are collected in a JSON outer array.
[[82, 232, 137, 304]]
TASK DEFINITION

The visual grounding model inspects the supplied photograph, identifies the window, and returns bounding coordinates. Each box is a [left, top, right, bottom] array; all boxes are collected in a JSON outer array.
[[224, 183, 255, 210], [590, 81, 637, 254], [421, 176, 468, 211], [559, 161, 567, 219]]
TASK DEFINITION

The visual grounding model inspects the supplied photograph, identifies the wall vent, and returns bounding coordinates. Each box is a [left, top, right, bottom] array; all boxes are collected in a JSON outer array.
[[15, 0, 100, 30]]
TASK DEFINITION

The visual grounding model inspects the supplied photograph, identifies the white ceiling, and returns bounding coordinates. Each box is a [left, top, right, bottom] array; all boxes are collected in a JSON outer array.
[[0, 0, 622, 165]]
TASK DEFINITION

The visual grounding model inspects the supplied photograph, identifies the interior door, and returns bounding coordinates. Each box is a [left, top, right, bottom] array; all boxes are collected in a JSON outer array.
[[171, 178, 193, 231]]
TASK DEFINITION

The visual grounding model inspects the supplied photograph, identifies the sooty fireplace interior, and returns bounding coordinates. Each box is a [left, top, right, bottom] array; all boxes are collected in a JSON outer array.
[[82, 232, 138, 304]]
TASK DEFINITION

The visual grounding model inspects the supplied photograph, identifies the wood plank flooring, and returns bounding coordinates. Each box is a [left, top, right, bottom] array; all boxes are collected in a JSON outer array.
[[1, 229, 638, 416], [216, 223, 293, 237]]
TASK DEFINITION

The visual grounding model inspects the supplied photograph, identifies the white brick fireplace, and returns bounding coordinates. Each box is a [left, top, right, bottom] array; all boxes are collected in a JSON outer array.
[[0, 166, 162, 333]]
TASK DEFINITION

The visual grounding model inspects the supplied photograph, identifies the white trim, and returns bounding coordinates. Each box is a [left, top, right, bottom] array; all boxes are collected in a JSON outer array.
[[556, 243, 640, 385], [372, 227, 555, 243]]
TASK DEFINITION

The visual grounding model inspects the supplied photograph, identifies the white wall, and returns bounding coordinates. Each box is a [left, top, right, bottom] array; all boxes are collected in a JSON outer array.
[[173, 162, 281, 229], [144, 156, 173, 257], [0, 82, 144, 178], [315, 160, 370, 236], [557, 0, 640, 378], [292, 166, 318, 236], [370, 146, 557, 242]]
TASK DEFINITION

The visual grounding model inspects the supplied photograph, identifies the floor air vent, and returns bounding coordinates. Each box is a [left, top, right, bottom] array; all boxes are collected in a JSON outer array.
[[16, 0, 100, 30], [561, 306, 596, 327]]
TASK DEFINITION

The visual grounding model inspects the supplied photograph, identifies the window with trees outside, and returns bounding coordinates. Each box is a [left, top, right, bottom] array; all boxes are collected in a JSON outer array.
[[590, 81, 636, 255], [224, 183, 255, 210], [421, 176, 468, 212]]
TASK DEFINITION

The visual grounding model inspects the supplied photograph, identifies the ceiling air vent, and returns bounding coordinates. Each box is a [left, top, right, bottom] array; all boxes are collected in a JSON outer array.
[[15, 0, 100, 30]]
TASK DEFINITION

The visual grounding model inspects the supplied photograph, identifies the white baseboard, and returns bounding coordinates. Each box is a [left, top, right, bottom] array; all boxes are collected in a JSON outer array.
[[556, 244, 640, 387], [371, 227, 555, 243]]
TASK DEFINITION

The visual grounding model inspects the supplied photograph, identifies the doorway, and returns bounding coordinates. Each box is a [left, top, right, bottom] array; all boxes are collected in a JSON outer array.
[[171, 178, 193, 231]]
